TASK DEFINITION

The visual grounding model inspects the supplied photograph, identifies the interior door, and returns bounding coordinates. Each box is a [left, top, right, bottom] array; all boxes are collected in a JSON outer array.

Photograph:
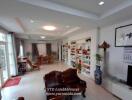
[[46, 43, 51, 55]]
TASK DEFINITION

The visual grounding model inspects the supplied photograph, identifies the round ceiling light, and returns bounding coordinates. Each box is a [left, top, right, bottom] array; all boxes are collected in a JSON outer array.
[[41, 36, 46, 39], [30, 19, 34, 23], [98, 1, 104, 5], [42, 25, 56, 31]]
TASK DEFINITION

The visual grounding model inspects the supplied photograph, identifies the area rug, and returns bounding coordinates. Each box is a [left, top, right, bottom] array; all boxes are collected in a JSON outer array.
[[2, 77, 21, 88]]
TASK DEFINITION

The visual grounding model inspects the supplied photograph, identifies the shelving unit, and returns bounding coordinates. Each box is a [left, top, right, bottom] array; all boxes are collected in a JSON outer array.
[[81, 38, 91, 74], [62, 43, 68, 63], [70, 38, 91, 75], [70, 41, 76, 67]]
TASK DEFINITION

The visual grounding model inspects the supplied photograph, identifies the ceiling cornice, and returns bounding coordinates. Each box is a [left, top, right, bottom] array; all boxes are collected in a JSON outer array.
[[19, 0, 99, 20], [15, 17, 27, 32], [62, 27, 80, 36], [101, 0, 132, 19], [19, 0, 132, 20]]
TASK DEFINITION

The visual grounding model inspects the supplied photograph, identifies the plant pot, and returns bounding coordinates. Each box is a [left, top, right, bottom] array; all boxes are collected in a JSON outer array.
[[94, 65, 102, 85]]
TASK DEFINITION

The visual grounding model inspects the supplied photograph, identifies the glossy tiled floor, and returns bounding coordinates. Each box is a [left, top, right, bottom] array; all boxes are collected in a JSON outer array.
[[1, 63, 119, 100]]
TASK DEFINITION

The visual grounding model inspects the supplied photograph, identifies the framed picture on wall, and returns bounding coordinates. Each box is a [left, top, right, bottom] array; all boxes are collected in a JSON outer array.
[[115, 24, 132, 47]]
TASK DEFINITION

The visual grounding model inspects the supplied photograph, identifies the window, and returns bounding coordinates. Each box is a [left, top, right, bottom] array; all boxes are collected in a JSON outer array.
[[19, 42, 24, 57], [0, 32, 6, 42], [7, 34, 16, 76], [0, 32, 8, 84], [0, 32, 17, 86]]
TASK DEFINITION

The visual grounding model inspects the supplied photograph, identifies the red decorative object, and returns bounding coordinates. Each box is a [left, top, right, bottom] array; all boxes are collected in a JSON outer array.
[[98, 41, 110, 51], [82, 49, 87, 55], [79, 60, 82, 64], [2, 77, 21, 88]]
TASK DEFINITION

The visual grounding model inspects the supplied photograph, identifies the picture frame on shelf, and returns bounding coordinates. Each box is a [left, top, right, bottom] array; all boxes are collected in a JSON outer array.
[[115, 24, 132, 47]]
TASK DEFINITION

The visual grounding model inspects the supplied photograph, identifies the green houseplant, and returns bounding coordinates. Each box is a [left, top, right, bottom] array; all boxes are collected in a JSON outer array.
[[75, 59, 82, 73], [95, 53, 102, 65]]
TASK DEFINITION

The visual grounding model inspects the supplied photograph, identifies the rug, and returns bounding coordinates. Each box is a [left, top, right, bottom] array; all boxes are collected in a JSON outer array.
[[2, 77, 21, 88]]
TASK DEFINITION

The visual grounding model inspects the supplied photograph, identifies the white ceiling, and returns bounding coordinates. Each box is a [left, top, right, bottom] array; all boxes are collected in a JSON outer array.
[[0, 0, 132, 40], [47, 0, 126, 16]]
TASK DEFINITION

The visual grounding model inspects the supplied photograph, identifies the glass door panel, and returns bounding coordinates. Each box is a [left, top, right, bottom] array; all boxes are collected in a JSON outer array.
[[0, 44, 8, 84]]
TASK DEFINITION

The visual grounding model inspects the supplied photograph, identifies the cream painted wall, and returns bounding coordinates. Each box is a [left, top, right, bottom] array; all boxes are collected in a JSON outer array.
[[24, 40, 32, 55], [99, 19, 132, 100], [63, 29, 98, 79], [99, 19, 132, 81], [62, 19, 132, 81], [24, 40, 58, 57], [37, 43, 46, 56], [52, 42, 58, 52]]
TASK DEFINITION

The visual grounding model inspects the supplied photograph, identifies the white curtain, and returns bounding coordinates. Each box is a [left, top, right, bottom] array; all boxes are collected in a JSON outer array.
[[7, 33, 17, 76], [37, 43, 46, 56], [19, 41, 24, 57]]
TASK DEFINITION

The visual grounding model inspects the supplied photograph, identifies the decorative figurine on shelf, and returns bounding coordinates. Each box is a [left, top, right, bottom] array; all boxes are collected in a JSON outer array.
[[94, 53, 102, 85]]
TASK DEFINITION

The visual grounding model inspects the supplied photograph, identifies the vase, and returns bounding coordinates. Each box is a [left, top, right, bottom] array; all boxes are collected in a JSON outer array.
[[94, 65, 102, 85]]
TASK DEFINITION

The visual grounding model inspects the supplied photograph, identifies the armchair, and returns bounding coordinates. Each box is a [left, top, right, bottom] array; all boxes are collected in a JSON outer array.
[[44, 68, 87, 100]]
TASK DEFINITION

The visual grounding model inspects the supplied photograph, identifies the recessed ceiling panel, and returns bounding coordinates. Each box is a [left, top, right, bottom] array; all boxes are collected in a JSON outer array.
[[48, 0, 126, 16]]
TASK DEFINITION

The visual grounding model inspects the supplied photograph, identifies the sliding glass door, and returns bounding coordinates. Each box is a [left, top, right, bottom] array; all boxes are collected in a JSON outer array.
[[7, 34, 17, 76], [0, 32, 17, 86], [0, 44, 8, 83], [0, 32, 9, 86]]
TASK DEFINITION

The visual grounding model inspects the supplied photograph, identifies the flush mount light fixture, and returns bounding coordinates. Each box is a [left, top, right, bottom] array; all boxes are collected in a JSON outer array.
[[30, 19, 34, 23], [41, 36, 46, 39], [66, 25, 70, 28], [98, 1, 104, 5], [42, 25, 56, 31]]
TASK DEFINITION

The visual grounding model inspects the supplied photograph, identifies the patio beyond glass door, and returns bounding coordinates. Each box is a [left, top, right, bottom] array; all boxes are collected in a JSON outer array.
[[0, 44, 8, 84]]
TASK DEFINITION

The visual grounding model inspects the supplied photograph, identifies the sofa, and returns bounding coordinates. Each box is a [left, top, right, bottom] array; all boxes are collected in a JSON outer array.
[[44, 68, 87, 100]]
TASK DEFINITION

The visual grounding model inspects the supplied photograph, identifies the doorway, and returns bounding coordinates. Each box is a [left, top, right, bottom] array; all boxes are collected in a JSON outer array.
[[46, 43, 51, 55]]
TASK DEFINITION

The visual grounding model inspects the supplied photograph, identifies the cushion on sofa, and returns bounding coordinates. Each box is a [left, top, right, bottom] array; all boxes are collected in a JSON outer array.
[[44, 71, 63, 88]]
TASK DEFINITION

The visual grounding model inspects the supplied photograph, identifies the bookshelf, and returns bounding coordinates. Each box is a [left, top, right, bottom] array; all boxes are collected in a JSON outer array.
[[62, 43, 68, 63], [70, 41, 76, 67], [70, 38, 91, 74]]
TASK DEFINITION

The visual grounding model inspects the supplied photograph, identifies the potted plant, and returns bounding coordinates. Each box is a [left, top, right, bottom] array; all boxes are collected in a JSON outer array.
[[95, 54, 102, 65], [94, 53, 102, 85], [75, 59, 82, 73]]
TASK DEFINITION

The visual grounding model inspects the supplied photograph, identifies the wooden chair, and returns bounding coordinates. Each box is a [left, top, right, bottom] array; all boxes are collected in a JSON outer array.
[[47, 55, 54, 64], [26, 59, 40, 70], [17, 97, 24, 100]]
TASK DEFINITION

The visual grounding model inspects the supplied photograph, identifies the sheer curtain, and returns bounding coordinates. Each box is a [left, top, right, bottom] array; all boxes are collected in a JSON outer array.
[[19, 41, 24, 57], [7, 33, 17, 76], [37, 43, 46, 56], [32, 43, 39, 61]]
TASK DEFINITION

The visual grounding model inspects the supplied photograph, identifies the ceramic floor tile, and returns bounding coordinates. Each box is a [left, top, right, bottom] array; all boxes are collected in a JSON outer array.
[[1, 63, 119, 100]]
